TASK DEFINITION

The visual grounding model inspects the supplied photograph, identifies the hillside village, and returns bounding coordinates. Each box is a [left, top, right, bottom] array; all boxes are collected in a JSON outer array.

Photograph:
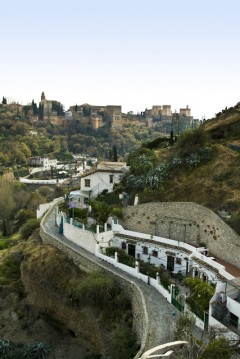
[[1, 97, 240, 358]]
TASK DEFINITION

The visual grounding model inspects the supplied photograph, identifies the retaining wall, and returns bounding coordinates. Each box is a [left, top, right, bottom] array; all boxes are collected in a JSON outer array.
[[122, 202, 240, 268]]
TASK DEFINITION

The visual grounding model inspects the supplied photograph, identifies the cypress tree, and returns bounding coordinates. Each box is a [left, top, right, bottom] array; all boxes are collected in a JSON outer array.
[[113, 145, 118, 162]]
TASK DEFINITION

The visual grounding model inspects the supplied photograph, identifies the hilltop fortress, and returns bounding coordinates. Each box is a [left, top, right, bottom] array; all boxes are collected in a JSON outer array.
[[1, 93, 200, 134], [69, 101, 199, 133]]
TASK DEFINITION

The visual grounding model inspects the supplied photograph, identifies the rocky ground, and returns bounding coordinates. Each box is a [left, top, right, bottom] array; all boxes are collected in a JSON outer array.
[[0, 287, 95, 359], [0, 233, 110, 359]]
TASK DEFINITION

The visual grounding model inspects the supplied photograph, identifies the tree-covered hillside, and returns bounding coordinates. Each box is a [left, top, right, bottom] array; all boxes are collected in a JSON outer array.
[[0, 102, 160, 167]]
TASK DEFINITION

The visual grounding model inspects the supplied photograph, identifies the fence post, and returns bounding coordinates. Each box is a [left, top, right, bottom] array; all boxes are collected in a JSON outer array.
[[115, 251, 119, 262], [135, 260, 140, 273]]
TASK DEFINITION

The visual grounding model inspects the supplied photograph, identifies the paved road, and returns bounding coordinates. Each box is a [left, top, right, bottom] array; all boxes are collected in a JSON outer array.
[[42, 208, 202, 353]]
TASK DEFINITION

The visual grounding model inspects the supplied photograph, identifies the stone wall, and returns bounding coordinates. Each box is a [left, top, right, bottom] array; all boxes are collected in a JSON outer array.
[[122, 202, 240, 268]]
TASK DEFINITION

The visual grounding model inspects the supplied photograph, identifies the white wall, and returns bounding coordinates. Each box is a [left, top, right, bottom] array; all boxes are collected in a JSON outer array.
[[81, 171, 122, 197], [96, 230, 114, 246], [227, 297, 240, 323], [37, 198, 64, 219], [95, 245, 172, 302], [63, 222, 96, 254], [37, 203, 52, 219]]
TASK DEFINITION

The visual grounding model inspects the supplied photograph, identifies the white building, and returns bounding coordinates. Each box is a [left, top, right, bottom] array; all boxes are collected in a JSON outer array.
[[210, 278, 240, 338], [69, 162, 129, 207], [55, 206, 240, 338], [42, 158, 58, 170], [110, 226, 234, 286], [29, 157, 58, 170]]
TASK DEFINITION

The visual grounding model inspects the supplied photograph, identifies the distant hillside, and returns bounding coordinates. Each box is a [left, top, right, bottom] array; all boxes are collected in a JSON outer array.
[[202, 102, 240, 140]]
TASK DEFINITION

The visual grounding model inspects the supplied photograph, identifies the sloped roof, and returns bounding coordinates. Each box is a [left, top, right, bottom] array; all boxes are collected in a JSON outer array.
[[80, 162, 129, 178]]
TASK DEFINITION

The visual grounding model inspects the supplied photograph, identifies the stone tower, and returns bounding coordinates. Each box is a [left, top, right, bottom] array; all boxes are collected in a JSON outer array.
[[41, 92, 46, 102]]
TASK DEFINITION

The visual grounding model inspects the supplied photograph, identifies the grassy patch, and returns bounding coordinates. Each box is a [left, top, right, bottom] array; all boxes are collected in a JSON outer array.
[[0, 256, 21, 285], [70, 271, 119, 308]]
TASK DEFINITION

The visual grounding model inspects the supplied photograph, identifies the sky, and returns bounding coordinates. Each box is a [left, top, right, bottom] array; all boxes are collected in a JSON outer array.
[[1, 0, 240, 120]]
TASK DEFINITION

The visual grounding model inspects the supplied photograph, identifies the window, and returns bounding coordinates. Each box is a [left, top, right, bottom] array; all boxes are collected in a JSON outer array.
[[176, 258, 182, 265], [202, 273, 208, 282], [152, 250, 158, 257], [85, 179, 90, 187], [84, 197, 89, 204], [142, 246, 148, 255], [109, 175, 114, 184], [122, 242, 126, 250], [229, 312, 238, 328]]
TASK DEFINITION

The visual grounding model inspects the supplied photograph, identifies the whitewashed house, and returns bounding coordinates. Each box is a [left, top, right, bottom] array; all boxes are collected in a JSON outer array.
[[210, 278, 240, 338], [70, 162, 129, 207], [55, 205, 240, 337], [110, 226, 234, 285], [29, 156, 57, 170], [42, 158, 58, 170]]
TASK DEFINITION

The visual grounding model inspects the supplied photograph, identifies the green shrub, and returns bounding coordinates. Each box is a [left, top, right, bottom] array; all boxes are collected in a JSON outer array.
[[20, 218, 40, 240], [24, 342, 50, 359], [13, 169, 29, 177], [213, 171, 232, 182], [105, 247, 118, 257], [97, 191, 121, 206], [175, 127, 207, 157], [0, 339, 11, 357], [0, 256, 21, 284], [185, 277, 215, 319], [89, 200, 112, 224], [105, 247, 135, 267], [139, 262, 171, 289], [143, 136, 171, 149], [69, 207, 87, 222], [111, 207, 123, 220], [14, 209, 35, 229], [107, 324, 139, 359], [58, 202, 69, 213], [199, 337, 234, 359], [0, 238, 15, 251], [70, 271, 118, 308]]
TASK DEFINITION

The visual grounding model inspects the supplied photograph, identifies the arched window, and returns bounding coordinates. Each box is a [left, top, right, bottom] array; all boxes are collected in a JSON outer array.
[[194, 268, 199, 278], [202, 273, 208, 282]]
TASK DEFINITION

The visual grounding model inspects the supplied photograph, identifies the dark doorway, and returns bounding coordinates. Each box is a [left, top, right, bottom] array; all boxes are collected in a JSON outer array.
[[167, 256, 175, 272], [229, 312, 238, 328], [128, 244, 136, 257], [186, 259, 189, 276]]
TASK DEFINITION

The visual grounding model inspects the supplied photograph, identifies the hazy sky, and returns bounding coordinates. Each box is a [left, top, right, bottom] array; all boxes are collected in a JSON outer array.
[[1, 0, 239, 119]]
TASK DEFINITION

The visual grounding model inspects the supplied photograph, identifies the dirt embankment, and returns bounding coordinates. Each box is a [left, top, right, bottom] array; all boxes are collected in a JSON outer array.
[[0, 232, 129, 359]]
